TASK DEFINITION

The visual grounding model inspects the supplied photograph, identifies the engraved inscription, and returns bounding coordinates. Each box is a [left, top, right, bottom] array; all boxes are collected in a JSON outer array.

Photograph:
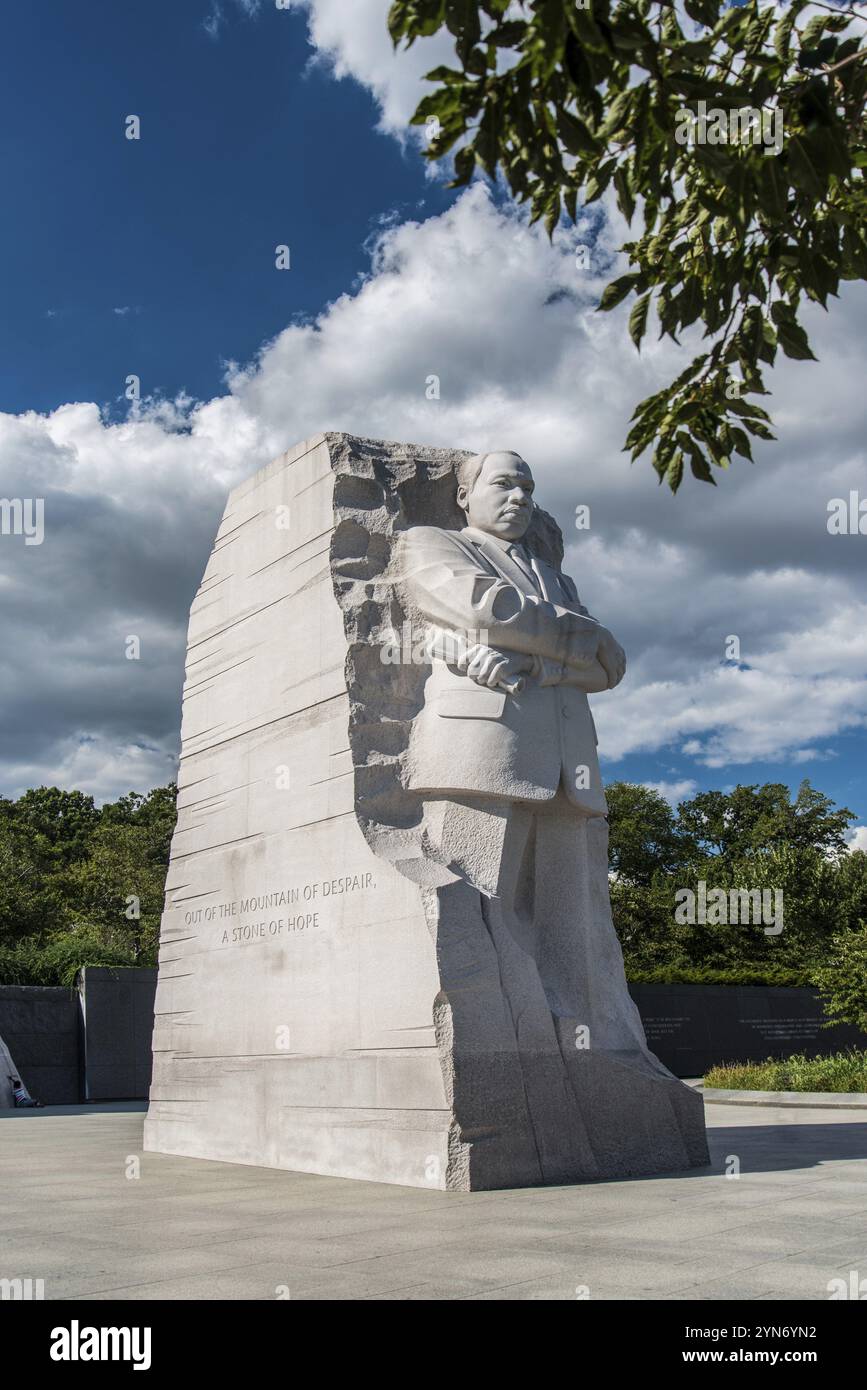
[[175, 871, 377, 946]]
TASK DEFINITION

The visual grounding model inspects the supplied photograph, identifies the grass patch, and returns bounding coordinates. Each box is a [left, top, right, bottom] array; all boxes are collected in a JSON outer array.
[[704, 1049, 867, 1093]]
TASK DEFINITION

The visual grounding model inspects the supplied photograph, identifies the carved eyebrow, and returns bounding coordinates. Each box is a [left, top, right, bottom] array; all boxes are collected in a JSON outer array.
[[492, 474, 534, 488]]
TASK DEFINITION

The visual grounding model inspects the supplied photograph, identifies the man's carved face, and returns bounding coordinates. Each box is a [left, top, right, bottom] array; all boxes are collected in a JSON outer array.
[[458, 453, 535, 541]]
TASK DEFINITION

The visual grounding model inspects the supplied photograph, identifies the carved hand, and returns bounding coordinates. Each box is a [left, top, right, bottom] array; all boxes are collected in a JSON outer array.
[[460, 644, 533, 694], [595, 628, 626, 689]]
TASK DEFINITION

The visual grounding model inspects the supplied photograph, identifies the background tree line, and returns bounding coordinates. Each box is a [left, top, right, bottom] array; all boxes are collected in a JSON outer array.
[[0, 777, 864, 1027], [607, 778, 867, 1026], [0, 785, 176, 985]]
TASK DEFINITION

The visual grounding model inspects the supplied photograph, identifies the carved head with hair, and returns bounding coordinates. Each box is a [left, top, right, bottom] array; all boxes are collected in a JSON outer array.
[[455, 450, 535, 542]]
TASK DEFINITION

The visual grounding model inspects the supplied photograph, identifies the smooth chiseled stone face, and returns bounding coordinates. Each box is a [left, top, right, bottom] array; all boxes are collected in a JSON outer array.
[[457, 451, 535, 542]]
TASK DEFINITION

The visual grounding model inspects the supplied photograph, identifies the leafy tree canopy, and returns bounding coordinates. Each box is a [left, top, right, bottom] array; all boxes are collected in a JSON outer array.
[[815, 926, 867, 1028], [606, 780, 694, 882], [674, 778, 856, 857], [0, 786, 100, 870], [389, 0, 867, 490], [0, 783, 177, 956], [606, 777, 864, 976], [608, 775, 855, 876]]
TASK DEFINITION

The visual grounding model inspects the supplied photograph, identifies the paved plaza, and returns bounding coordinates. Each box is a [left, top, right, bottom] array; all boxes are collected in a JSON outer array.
[[3, 1099, 866, 1301]]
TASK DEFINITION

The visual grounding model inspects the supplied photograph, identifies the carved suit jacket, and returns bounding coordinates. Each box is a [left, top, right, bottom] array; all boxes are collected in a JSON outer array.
[[398, 524, 610, 815]]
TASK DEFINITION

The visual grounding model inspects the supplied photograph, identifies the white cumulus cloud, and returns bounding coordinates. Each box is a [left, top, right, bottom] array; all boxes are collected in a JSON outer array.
[[1, 180, 865, 799]]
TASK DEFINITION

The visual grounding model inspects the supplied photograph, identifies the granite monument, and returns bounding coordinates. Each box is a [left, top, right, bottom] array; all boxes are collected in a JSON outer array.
[[144, 432, 708, 1188]]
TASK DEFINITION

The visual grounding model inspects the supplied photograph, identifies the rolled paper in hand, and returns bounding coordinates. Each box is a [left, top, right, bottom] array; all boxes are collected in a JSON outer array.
[[425, 627, 525, 694]]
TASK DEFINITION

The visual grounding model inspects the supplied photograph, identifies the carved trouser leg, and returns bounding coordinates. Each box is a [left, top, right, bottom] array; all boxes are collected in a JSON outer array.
[[529, 793, 708, 1173], [419, 790, 710, 1181], [532, 793, 661, 1057], [426, 876, 544, 1188], [422, 795, 599, 1183]]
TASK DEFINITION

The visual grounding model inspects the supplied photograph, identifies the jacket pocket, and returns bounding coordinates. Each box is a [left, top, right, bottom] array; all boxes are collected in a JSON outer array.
[[434, 687, 507, 720]]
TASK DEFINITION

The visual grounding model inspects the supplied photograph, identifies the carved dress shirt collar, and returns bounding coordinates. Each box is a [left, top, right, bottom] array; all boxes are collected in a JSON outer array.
[[461, 526, 541, 592]]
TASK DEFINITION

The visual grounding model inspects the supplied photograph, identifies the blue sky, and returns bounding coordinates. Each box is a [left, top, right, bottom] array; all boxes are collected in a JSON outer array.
[[1, 0, 452, 415], [1, 0, 865, 837]]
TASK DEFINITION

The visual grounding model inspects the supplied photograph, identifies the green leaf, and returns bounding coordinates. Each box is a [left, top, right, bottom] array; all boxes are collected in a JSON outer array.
[[598, 90, 633, 141], [729, 426, 754, 462], [583, 159, 616, 203], [598, 273, 642, 312], [543, 189, 561, 237], [410, 88, 462, 125], [842, 227, 867, 279], [667, 451, 685, 493], [669, 355, 709, 395], [473, 107, 499, 174], [756, 157, 787, 221], [757, 318, 777, 366], [776, 318, 817, 361], [449, 144, 476, 186], [774, 1, 805, 61], [629, 292, 652, 349], [614, 167, 636, 225], [743, 419, 777, 441], [786, 136, 826, 199], [387, 1, 412, 45], [689, 451, 717, 485], [558, 109, 598, 158], [487, 19, 527, 47], [726, 392, 771, 419], [424, 65, 468, 84], [684, 0, 719, 28], [565, 5, 609, 55], [445, 0, 481, 56], [800, 13, 830, 49], [388, 0, 445, 45]]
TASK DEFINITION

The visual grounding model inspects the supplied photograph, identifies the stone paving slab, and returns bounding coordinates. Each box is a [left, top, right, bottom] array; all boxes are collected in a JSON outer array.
[[2, 1102, 865, 1301], [702, 1089, 867, 1109]]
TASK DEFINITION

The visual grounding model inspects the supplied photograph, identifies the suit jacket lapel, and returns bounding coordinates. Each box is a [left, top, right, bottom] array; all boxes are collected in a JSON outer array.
[[460, 527, 538, 594], [534, 556, 577, 606]]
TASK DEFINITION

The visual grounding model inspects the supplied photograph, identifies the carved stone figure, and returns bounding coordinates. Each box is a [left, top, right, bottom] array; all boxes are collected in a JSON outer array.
[[393, 450, 709, 1183], [145, 433, 708, 1191]]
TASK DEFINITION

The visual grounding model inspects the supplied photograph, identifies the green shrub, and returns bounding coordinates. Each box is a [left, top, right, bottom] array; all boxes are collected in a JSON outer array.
[[705, 1049, 867, 1093], [814, 927, 867, 1033], [627, 966, 815, 987], [0, 932, 140, 987]]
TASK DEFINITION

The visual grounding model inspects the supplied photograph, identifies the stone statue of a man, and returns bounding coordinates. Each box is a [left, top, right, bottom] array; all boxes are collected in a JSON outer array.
[[397, 450, 707, 1183]]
